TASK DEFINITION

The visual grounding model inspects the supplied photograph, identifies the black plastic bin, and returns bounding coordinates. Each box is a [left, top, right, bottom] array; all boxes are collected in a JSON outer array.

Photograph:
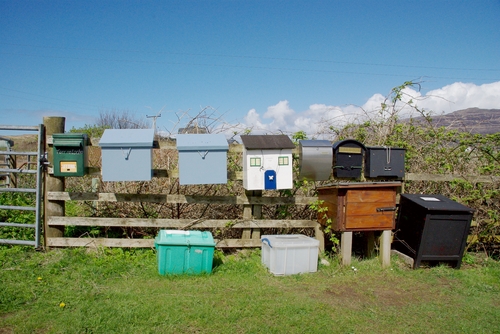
[[394, 194, 474, 269]]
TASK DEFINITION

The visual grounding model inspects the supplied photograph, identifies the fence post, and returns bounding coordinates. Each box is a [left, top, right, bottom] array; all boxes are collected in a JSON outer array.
[[43, 117, 66, 247], [242, 190, 262, 240]]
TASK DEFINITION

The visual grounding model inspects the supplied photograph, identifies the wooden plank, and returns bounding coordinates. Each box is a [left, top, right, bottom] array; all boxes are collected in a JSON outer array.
[[216, 238, 261, 248], [344, 214, 394, 230], [47, 237, 262, 248], [47, 237, 154, 248], [47, 192, 316, 206], [47, 216, 318, 229], [406, 173, 500, 183], [345, 202, 396, 216], [346, 189, 396, 203]]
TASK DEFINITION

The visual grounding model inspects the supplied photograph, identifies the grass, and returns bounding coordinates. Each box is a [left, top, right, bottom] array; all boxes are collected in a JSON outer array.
[[1, 247, 500, 334]]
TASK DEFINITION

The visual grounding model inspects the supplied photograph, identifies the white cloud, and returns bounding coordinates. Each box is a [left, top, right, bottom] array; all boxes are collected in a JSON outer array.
[[234, 81, 500, 138]]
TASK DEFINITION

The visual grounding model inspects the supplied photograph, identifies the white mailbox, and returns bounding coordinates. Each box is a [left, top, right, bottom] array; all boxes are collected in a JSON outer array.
[[240, 135, 295, 190]]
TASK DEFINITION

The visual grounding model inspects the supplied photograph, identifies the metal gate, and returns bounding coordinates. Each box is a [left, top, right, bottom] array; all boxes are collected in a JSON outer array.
[[0, 125, 45, 248]]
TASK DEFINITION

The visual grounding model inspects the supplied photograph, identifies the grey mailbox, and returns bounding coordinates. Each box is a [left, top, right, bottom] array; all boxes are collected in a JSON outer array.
[[365, 147, 405, 179], [176, 134, 229, 185], [98, 129, 155, 181], [298, 140, 332, 181]]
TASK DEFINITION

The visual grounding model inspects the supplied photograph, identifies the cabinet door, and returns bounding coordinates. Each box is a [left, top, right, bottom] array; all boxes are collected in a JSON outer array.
[[344, 188, 396, 230]]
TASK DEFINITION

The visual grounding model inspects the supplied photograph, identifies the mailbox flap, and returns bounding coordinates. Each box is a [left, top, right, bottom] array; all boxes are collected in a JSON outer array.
[[99, 129, 155, 148], [176, 134, 228, 151], [53, 133, 88, 147]]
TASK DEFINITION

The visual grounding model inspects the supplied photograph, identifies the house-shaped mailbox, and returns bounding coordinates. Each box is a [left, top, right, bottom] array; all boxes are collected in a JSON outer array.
[[241, 135, 295, 190], [365, 147, 405, 179], [176, 134, 229, 185], [98, 129, 155, 181], [298, 140, 332, 181], [332, 139, 366, 178]]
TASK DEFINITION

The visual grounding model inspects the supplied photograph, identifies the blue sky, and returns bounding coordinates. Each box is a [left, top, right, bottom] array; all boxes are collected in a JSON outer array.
[[1, 0, 499, 137]]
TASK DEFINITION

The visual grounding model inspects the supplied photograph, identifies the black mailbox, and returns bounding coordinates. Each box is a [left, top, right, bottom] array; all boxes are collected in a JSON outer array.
[[365, 147, 405, 179], [332, 139, 366, 178], [394, 194, 474, 269]]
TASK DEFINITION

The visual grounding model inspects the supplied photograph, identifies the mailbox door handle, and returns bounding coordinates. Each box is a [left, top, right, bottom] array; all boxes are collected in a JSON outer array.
[[376, 207, 397, 212], [121, 147, 132, 160]]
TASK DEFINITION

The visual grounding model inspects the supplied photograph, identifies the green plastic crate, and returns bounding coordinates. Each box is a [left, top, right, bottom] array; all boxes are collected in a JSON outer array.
[[155, 230, 216, 275]]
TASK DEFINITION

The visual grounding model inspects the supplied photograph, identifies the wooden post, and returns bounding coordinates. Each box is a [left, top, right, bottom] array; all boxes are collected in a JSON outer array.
[[340, 231, 353, 266], [43, 117, 65, 247], [379, 230, 392, 268], [242, 190, 262, 240], [364, 231, 376, 258], [314, 223, 325, 253]]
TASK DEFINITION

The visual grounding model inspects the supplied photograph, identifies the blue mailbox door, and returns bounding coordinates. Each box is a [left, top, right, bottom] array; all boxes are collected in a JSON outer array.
[[264, 170, 277, 190]]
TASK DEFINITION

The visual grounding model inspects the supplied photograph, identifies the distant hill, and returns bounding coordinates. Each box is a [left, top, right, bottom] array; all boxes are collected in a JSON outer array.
[[408, 108, 500, 134]]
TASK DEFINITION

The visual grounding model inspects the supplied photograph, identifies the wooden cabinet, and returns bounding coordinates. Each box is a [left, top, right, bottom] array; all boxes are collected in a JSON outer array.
[[317, 182, 401, 232]]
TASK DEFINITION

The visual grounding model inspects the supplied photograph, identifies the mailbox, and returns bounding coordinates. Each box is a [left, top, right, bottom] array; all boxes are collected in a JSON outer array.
[[176, 134, 229, 185], [298, 140, 332, 181], [52, 133, 89, 177], [365, 147, 405, 179], [394, 194, 474, 269], [241, 135, 295, 190], [98, 129, 155, 181], [332, 139, 366, 178]]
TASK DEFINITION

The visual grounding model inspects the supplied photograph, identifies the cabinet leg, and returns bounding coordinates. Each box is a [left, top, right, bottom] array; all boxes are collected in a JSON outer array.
[[379, 230, 392, 268], [341, 232, 353, 266]]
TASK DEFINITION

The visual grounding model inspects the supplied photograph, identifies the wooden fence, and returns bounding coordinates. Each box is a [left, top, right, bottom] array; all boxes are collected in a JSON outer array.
[[41, 118, 500, 252]]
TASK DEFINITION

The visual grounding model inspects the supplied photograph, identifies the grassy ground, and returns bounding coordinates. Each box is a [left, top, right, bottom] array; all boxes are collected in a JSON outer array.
[[1, 247, 499, 334]]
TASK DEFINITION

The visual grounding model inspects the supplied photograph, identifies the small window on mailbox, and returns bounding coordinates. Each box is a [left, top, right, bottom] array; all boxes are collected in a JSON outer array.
[[250, 157, 261, 167], [278, 156, 289, 166]]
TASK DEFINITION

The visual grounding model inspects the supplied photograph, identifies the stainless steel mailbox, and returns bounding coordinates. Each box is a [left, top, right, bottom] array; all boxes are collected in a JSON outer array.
[[298, 140, 332, 181], [365, 147, 405, 179], [98, 129, 155, 181]]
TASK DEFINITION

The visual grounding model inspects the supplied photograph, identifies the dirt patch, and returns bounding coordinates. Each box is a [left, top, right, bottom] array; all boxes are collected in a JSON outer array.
[[315, 274, 458, 310]]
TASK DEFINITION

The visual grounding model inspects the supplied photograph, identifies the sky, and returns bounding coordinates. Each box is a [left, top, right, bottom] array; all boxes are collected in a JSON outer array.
[[1, 0, 499, 138]]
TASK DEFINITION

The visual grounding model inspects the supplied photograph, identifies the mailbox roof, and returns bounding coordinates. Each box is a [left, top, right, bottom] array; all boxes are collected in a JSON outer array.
[[240, 135, 295, 150], [299, 139, 331, 148], [99, 129, 154, 147], [176, 134, 228, 151]]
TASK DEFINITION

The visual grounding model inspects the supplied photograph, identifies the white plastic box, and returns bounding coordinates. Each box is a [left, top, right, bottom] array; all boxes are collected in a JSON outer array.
[[261, 234, 320, 276]]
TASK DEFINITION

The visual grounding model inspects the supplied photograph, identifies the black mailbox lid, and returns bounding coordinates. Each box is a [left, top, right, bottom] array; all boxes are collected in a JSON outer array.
[[332, 139, 366, 153], [399, 194, 474, 213]]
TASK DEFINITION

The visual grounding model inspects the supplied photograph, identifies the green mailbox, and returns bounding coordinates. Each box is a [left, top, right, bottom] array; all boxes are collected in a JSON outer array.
[[52, 133, 89, 177]]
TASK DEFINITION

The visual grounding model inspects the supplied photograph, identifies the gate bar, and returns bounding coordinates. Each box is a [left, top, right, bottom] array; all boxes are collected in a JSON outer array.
[[0, 205, 36, 211], [0, 222, 36, 228]]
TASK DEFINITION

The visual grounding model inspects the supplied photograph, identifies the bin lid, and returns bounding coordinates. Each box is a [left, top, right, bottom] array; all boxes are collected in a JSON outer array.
[[261, 234, 319, 248], [155, 230, 216, 246], [401, 194, 475, 212], [176, 134, 229, 151], [99, 129, 154, 148]]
